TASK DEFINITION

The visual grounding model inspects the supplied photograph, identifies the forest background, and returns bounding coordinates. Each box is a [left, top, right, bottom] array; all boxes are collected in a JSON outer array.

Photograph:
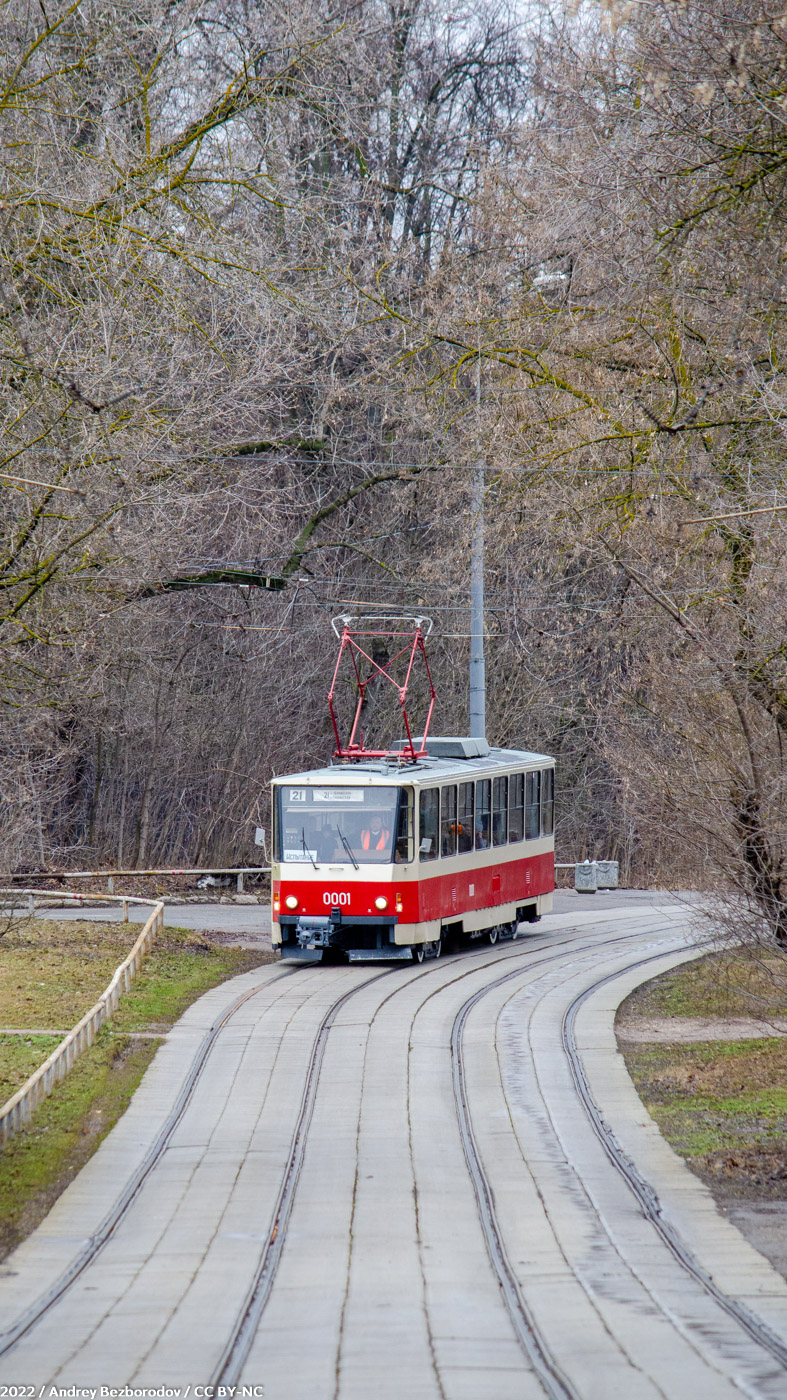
[[1, 0, 786, 941]]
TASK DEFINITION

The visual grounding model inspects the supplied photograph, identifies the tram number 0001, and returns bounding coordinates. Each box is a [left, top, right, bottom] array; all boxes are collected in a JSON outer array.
[[323, 891, 351, 906]]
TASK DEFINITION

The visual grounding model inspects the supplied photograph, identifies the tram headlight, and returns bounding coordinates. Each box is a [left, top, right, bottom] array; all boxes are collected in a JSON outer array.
[[285, 895, 299, 910], [374, 896, 389, 911]]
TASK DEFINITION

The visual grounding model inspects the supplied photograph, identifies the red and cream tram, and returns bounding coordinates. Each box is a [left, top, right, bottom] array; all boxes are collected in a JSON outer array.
[[271, 736, 555, 962]]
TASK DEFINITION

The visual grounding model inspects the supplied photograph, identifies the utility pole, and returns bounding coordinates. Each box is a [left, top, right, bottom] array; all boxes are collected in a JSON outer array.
[[469, 342, 486, 739]]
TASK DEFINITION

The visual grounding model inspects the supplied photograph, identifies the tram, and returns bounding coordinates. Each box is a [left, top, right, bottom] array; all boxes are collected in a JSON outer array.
[[271, 735, 555, 961]]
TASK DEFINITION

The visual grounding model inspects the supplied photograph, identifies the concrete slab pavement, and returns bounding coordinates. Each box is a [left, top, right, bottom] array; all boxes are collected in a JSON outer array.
[[3, 903, 787, 1399]]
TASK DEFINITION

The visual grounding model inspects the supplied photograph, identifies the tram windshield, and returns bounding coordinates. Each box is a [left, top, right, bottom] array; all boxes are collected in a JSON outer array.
[[277, 785, 401, 864]]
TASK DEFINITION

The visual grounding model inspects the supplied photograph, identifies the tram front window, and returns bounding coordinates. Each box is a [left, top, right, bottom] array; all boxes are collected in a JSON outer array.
[[277, 785, 400, 863]]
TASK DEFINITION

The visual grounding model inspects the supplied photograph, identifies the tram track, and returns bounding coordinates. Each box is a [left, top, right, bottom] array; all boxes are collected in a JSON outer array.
[[0, 963, 309, 1359], [562, 959, 787, 1374], [449, 927, 787, 1397], [306, 917, 679, 1399], [6, 910, 768, 1397], [0, 934, 555, 1373], [209, 962, 404, 1384], [451, 969, 581, 1400], [211, 935, 568, 1386], [1, 952, 444, 1376], [446, 937, 666, 1400], [201, 925, 653, 1386]]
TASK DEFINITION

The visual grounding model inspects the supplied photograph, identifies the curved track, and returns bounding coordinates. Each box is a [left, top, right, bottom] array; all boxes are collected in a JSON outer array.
[[562, 966, 787, 1372], [1, 906, 787, 1398]]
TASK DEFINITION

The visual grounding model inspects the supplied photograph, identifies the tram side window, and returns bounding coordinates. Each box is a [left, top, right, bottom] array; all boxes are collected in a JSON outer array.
[[525, 771, 541, 839], [509, 773, 524, 843], [396, 788, 414, 863], [475, 779, 491, 849], [492, 776, 508, 846], [419, 788, 439, 860], [458, 782, 474, 854], [440, 785, 458, 857], [541, 768, 555, 836]]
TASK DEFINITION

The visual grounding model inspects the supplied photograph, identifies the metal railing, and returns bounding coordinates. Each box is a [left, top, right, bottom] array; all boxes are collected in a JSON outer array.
[[0, 890, 164, 1147], [7, 866, 270, 893]]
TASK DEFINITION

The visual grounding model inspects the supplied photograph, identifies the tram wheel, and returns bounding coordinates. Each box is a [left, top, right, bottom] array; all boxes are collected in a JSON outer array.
[[487, 926, 499, 946], [414, 944, 427, 963], [431, 937, 443, 959]]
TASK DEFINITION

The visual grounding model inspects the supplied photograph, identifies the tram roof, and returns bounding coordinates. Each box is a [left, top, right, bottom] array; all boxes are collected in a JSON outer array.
[[274, 743, 554, 788]]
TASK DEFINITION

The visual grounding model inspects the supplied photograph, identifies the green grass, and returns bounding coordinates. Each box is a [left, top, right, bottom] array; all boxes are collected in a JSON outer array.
[[0, 943, 127, 1027], [0, 918, 273, 1259], [111, 934, 250, 1030], [623, 1036, 787, 1197], [0, 1031, 161, 1260], [622, 947, 787, 1021], [0, 1034, 63, 1102], [620, 949, 787, 1198]]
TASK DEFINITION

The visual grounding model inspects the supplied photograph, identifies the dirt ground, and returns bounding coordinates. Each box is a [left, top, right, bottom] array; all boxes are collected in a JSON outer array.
[[617, 946, 787, 1280]]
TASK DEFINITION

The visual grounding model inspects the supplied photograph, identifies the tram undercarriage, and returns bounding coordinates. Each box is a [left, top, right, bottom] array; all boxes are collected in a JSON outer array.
[[278, 899, 545, 963], [279, 913, 411, 962]]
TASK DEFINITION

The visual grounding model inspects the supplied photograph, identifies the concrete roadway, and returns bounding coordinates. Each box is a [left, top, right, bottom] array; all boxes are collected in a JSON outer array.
[[2, 902, 787, 1398], [25, 886, 698, 942]]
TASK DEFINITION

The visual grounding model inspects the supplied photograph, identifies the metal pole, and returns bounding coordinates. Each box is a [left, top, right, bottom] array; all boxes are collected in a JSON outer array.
[[469, 462, 485, 738], [469, 342, 486, 739]]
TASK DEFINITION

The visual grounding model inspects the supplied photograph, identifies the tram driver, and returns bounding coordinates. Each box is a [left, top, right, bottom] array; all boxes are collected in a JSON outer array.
[[359, 812, 390, 855]]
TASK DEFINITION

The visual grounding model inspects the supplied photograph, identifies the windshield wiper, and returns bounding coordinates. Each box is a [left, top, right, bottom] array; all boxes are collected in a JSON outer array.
[[301, 827, 318, 869], [336, 824, 359, 871]]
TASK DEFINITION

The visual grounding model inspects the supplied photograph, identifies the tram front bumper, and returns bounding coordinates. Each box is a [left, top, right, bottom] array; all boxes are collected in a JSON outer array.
[[279, 913, 409, 961], [347, 946, 412, 961]]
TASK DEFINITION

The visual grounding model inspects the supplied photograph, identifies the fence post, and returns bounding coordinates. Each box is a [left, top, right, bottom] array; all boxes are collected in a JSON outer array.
[[123, 899, 128, 922], [237, 872, 244, 893]]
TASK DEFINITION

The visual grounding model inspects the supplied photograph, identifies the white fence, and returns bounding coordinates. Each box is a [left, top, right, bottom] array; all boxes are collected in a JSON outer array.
[[9, 865, 270, 893], [0, 890, 164, 1147]]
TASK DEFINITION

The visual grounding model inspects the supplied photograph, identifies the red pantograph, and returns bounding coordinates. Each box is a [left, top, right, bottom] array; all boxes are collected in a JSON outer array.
[[327, 615, 437, 763]]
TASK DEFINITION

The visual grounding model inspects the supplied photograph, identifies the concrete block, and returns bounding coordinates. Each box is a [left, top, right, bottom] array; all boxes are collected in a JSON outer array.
[[596, 859, 619, 888], [574, 860, 598, 892]]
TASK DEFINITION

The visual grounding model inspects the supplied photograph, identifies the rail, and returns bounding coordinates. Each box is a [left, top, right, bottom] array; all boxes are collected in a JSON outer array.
[[0, 890, 164, 1147], [6, 866, 270, 893]]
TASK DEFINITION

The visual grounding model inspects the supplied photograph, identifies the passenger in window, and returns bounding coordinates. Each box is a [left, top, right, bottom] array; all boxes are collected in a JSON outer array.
[[442, 820, 459, 858], [475, 818, 489, 849], [317, 825, 341, 862]]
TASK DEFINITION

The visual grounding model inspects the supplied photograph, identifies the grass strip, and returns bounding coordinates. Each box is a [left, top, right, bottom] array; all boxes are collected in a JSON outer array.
[[619, 948, 787, 1200], [624, 946, 787, 1020], [624, 1038, 787, 1197]]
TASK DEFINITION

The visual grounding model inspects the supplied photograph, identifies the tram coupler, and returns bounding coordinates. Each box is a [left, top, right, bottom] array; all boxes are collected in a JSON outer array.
[[294, 915, 333, 949]]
